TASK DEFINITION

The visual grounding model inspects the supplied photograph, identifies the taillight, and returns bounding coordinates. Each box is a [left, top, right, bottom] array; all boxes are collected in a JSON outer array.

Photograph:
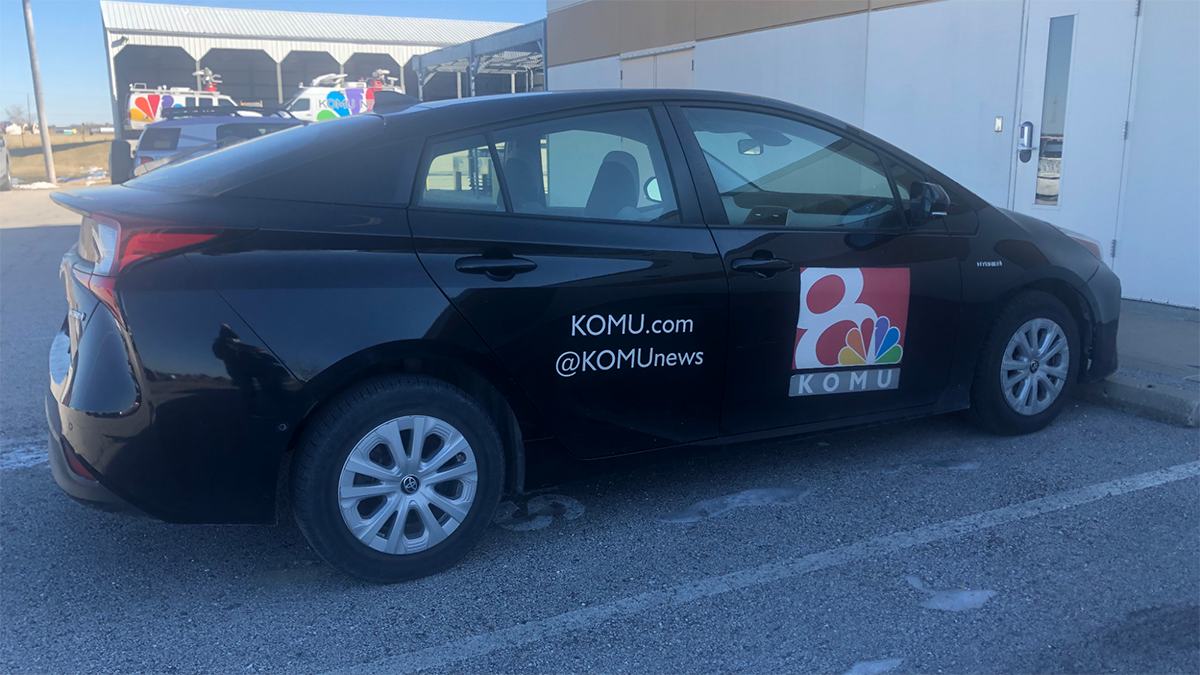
[[1070, 235, 1102, 260], [137, 156, 153, 165], [76, 214, 220, 323]]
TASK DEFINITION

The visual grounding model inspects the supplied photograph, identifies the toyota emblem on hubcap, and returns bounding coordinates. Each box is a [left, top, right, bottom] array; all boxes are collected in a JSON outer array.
[[400, 475, 420, 494]]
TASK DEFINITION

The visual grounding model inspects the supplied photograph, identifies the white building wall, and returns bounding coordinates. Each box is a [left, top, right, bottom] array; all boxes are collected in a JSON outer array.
[[1112, 0, 1200, 308], [547, 0, 1199, 308], [548, 56, 621, 90], [862, 1, 1024, 206], [693, 14, 868, 127]]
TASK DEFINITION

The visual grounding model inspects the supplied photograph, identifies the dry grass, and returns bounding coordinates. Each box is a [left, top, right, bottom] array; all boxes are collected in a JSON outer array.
[[7, 132, 114, 183]]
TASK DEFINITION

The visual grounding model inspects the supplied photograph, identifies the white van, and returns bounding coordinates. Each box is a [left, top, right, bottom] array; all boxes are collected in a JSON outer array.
[[124, 85, 237, 135], [283, 71, 403, 122]]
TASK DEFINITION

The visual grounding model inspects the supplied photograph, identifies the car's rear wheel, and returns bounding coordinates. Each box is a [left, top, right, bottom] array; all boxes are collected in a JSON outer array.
[[291, 375, 503, 583], [967, 291, 1080, 435]]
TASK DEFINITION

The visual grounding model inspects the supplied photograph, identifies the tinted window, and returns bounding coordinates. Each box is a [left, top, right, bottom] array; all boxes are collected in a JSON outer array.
[[493, 109, 679, 223], [215, 122, 299, 141], [138, 127, 181, 152], [126, 114, 383, 196], [684, 107, 900, 229], [418, 135, 504, 212], [289, 98, 311, 112]]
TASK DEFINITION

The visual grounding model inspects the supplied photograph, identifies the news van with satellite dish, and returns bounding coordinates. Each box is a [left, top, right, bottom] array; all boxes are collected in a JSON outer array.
[[283, 70, 403, 122], [113, 68, 237, 183], [123, 69, 237, 136]]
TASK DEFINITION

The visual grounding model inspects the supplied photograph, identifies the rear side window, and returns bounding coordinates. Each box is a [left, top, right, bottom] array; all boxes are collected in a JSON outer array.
[[126, 114, 384, 196], [493, 109, 679, 223], [683, 107, 900, 230], [138, 127, 181, 152], [418, 135, 504, 212]]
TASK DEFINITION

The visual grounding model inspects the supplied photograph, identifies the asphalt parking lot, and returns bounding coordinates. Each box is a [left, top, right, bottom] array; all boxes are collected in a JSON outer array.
[[2, 189, 1197, 675]]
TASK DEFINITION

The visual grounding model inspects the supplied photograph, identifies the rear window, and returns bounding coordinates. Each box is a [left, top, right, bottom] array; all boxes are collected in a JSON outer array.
[[138, 127, 181, 152], [215, 122, 299, 141], [126, 114, 384, 196]]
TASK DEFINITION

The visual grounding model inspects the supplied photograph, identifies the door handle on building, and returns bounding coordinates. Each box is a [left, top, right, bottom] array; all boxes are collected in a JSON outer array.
[[1018, 121, 1035, 163]]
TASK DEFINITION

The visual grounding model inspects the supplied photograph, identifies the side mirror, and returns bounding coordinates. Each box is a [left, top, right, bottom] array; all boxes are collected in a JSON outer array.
[[909, 181, 951, 226], [643, 176, 662, 203], [737, 139, 763, 156]]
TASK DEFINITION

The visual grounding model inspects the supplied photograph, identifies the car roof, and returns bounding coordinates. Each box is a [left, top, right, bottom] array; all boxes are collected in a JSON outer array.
[[381, 89, 851, 138]]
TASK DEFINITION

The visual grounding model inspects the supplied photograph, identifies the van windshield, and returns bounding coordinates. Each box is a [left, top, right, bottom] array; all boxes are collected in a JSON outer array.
[[126, 114, 383, 196]]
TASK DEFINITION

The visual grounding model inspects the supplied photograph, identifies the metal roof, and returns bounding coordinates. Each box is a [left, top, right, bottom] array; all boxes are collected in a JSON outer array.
[[100, 1, 519, 46]]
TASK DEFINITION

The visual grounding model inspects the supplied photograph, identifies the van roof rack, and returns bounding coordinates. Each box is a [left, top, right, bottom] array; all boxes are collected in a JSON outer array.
[[159, 106, 297, 121]]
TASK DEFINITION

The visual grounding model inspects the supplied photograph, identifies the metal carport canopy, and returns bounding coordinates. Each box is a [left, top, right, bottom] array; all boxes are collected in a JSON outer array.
[[412, 20, 546, 99], [99, 1, 516, 117]]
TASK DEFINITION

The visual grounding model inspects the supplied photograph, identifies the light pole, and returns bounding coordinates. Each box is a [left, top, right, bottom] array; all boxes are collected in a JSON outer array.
[[22, 0, 56, 184]]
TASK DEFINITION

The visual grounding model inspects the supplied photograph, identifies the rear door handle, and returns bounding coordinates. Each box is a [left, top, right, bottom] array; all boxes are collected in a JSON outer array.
[[454, 256, 537, 281], [730, 256, 793, 279]]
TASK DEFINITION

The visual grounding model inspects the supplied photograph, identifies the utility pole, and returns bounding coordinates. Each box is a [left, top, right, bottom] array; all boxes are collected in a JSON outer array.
[[23, 0, 56, 184]]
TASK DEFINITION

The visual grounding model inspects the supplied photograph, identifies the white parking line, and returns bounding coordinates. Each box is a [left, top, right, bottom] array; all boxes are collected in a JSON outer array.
[[1, 438, 48, 470], [328, 461, 1200, 675]]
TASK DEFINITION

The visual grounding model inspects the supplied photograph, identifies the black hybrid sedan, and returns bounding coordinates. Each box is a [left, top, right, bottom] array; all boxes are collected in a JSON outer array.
[[47, 90, 1119, 582]]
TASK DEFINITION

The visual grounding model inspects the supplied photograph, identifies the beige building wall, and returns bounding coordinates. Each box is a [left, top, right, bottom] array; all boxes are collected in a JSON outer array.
[[546, 0, 933, 67]]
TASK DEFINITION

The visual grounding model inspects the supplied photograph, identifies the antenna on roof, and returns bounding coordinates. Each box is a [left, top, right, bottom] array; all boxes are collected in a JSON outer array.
[[311, 73, 347, 87]]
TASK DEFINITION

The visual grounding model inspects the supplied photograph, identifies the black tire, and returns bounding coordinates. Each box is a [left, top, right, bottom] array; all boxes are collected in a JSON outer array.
[[967, 290, 1080, 436], [291, 375, 504, 583]]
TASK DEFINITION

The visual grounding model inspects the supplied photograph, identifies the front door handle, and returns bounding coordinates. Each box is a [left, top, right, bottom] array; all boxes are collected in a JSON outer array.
[[454, 256, 537, 281], [730, 255, 793, 279]]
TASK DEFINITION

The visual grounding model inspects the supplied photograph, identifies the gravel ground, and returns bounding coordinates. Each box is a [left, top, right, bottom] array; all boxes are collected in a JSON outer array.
[[2, 194, 1197, 674]]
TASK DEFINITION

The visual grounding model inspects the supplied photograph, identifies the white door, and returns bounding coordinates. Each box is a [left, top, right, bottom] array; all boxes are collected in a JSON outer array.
[[1012, 0, 1138, 265], [621, 49, 694, 89], [621, 56, 655, 89], [654, 49, 694, 89]]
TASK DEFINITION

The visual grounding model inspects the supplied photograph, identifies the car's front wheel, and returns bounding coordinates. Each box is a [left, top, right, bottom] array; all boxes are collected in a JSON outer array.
[[968, 291, 1080, 435], [291, 375, 504, 583]]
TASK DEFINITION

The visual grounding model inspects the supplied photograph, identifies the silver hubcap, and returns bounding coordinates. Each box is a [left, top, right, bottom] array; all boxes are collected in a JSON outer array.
[[338, 415, 478, 555], [1000, 318, 1070, 416]]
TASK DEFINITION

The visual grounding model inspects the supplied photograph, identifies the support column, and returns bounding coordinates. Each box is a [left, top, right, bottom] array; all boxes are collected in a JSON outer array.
[[276, 60, 283, 104], [456, 72, 462, 99], [510, 72, 516, 94], [195, 59, 202, 90], [467, 42, 477, 97]]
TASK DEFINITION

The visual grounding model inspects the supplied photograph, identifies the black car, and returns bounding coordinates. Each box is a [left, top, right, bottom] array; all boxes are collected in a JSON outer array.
[[46, 90, 1120, 582]]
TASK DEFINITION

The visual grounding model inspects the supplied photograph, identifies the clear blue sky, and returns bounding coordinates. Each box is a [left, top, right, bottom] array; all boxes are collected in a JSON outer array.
[[0, 0, 546, 125]]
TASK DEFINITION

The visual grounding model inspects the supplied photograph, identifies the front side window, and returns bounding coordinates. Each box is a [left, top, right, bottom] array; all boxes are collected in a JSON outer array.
[[418, 135, 504, 212], [492, 109, 679, 223], [683, 107, 900, 229]]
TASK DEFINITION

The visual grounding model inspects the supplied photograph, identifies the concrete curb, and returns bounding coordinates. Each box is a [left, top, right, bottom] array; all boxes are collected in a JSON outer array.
[[1076, 375, 1200, 428]]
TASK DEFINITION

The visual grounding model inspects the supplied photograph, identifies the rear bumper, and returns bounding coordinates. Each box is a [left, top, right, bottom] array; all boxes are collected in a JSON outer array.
[[45, 393, 139, 515]]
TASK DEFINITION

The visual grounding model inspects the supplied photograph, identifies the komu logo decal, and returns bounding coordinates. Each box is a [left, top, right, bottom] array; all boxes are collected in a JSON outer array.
[[317, 89, 375, 121], [791, 267, 910, 397]]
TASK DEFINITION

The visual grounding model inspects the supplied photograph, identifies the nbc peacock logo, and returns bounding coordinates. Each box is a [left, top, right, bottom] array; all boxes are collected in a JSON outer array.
[[790, 267, 910, 397]]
